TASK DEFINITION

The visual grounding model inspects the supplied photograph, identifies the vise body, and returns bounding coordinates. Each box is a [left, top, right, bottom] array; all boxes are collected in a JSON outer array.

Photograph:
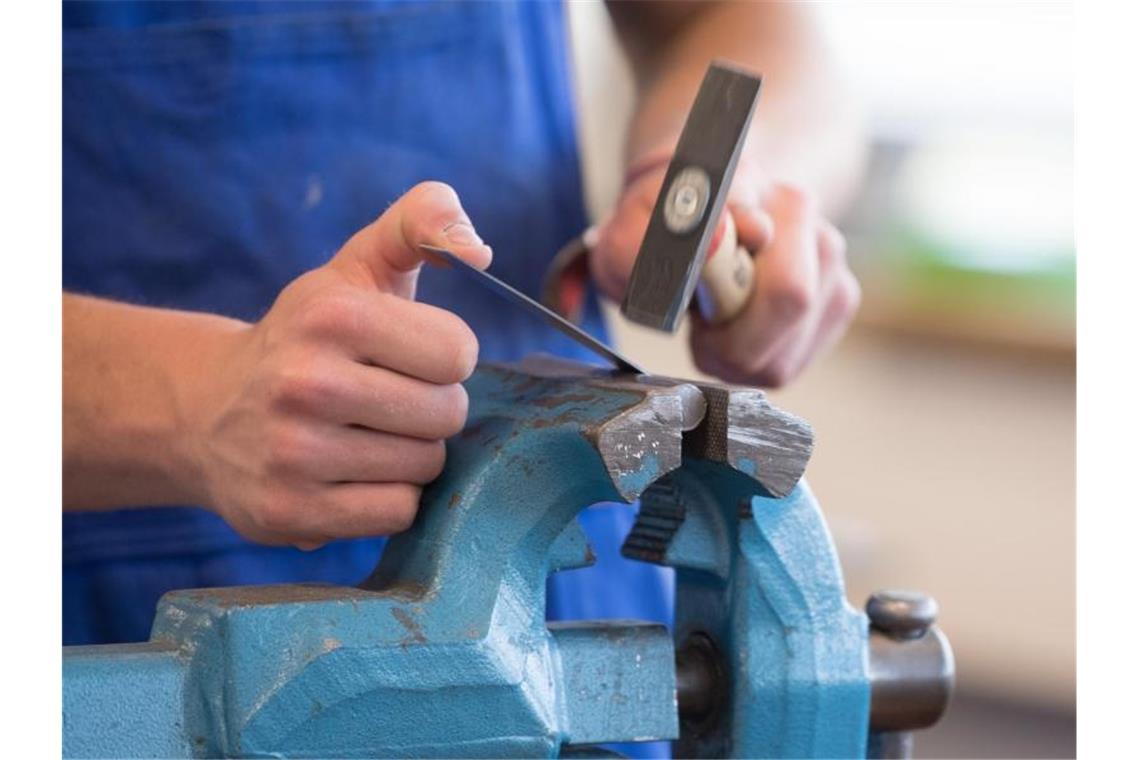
[[63, 357, 952, 758]]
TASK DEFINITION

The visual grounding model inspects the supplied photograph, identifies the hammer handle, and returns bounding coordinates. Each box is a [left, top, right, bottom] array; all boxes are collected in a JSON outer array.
[[696, 213, 754, 325]]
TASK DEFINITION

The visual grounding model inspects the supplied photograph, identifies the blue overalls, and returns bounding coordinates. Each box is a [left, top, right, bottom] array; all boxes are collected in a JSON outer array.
[[64, 2, 671, 754]]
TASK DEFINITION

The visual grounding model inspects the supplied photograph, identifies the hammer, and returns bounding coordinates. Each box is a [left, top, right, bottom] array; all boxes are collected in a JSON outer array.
[[543, 62, 762, 333]]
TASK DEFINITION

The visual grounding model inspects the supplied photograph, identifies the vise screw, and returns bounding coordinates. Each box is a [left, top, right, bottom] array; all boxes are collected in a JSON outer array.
[[63, 356, 953, 758]]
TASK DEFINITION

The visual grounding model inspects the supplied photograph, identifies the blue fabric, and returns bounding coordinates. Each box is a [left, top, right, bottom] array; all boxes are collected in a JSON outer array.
[[64, 3, 670, 754]]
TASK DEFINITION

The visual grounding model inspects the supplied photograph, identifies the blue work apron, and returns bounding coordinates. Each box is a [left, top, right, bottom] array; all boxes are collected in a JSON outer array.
[[63, 6, 673, 750]]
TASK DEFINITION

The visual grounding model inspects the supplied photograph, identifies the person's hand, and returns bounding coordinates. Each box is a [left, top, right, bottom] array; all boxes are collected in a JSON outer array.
[[591, 157, 861, 387], [188, 182, 491, 549]]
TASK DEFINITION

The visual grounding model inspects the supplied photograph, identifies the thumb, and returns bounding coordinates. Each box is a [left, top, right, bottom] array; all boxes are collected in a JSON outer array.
[[329, 181, 493, 298]]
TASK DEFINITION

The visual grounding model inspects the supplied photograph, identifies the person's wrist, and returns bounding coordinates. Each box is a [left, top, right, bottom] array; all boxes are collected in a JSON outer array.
[[167, 315, 252, 509], [622, 149, 672, 189]]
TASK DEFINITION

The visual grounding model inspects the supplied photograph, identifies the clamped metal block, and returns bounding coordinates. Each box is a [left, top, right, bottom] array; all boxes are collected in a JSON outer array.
[[63, 357, 953, 758]]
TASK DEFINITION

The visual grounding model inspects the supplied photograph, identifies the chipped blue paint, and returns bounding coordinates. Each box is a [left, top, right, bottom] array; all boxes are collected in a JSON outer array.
[[732, 456, 757, 476], [617, 452, 660, 496]]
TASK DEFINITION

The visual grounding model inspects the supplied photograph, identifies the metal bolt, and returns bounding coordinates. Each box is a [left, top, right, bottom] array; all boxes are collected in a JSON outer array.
[[663, 167, 711, 234], [866, 590, 953, 758], [866, 590, 938, 640]]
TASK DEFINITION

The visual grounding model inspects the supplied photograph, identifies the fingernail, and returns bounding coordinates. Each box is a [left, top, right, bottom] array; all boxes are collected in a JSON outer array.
[[444, 221, 484, 247], [582, 224, 600, 249]]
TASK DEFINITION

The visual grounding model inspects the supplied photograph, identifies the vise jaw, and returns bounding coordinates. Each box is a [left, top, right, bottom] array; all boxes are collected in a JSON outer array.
[[62, 357, 951, 758]]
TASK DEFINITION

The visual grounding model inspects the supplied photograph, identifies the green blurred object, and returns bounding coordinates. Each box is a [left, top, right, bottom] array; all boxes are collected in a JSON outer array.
[[884, 224, 1074, 317], [853, 130, 1074, 351]]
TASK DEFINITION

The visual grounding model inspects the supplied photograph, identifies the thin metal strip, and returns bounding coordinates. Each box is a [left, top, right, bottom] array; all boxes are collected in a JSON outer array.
[[420, 244, 644, 374]]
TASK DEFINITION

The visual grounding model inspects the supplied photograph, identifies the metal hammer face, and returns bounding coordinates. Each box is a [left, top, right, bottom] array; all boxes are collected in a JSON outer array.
[[621, 61, 762, 332]]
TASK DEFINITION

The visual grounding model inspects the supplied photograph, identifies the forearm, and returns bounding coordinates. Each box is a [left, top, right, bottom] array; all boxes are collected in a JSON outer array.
[[609, 0, 865, 213], [63, 293, 247, 510]]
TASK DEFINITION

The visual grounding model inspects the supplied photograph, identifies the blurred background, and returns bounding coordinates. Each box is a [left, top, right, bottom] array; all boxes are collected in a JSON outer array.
[[567, 2, 1074, 758]]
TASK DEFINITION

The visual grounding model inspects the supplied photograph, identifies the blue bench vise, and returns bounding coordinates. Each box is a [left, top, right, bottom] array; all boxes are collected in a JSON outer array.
[[63, 356, 953, 758]]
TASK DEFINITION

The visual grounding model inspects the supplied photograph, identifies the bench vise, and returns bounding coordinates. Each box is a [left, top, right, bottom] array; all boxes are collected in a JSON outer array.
[[63, 357, 953, 758]]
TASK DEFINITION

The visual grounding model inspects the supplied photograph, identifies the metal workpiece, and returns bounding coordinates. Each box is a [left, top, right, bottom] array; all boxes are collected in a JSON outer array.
[[516, 354, 707, 431], [420, 245, 644, 374], [62, 358, 890, 758]]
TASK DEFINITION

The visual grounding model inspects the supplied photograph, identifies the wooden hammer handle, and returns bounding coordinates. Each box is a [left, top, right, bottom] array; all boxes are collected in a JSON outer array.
[[695, 213, 754, 325]]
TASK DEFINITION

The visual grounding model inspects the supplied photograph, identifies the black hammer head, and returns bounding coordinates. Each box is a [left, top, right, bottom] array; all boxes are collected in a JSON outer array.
[[620, 62, 762, 333]]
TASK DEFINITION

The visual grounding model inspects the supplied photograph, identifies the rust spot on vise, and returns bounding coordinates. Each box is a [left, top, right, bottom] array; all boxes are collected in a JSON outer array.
[[532, 392, 602, 409], [391, 607, 427, 645], [448, 492, 462, 509], [460, 421, 488, 440], [376, 579, 430, 602], [527, 410, 579, 429], [180, 584, 374, 608]]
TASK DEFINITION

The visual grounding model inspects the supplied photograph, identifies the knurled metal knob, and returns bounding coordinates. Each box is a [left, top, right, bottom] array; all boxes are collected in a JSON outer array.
[[866, 590, 939, 640]]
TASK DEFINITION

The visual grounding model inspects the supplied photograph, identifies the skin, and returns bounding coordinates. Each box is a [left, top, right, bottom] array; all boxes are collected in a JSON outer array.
[[63, 2, 864, 547]]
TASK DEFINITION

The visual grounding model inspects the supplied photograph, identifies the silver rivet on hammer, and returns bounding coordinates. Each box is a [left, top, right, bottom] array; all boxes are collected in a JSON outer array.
[[663, 167, 711, 234]]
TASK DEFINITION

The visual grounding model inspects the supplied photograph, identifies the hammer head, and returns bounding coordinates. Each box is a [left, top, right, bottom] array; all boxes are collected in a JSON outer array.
[[620, 62, 762, 333]]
